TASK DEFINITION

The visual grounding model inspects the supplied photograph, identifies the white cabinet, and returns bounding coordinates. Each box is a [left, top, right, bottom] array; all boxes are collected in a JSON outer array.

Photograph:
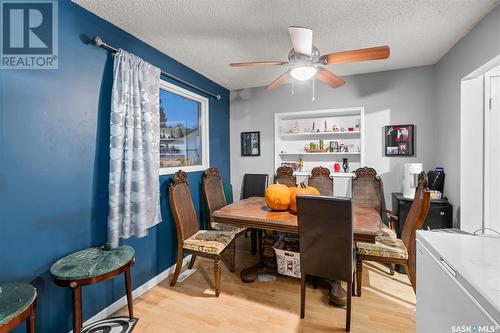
[[416, 231, 500, 333]]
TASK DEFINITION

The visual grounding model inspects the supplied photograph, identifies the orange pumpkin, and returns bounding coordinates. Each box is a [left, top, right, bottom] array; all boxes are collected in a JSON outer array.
[[289, 182, 320, 214], [265, 183, 291, 211]]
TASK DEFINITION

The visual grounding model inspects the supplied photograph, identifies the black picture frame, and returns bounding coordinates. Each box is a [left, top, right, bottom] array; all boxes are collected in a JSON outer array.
[[384, 125, 415, 156], [241, 131, 260, 156]]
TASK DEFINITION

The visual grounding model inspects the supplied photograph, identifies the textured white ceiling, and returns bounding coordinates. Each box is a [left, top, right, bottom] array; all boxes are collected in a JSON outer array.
[[73, 0, 497, 90]]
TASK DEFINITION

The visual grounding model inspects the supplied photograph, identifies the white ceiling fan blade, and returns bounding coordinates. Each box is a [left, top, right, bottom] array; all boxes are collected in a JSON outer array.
[[288, 26, 312, 56]]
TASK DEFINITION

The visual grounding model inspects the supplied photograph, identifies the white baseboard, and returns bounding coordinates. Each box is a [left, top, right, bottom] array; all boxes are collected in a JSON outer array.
[[68, 255, 191, 333]]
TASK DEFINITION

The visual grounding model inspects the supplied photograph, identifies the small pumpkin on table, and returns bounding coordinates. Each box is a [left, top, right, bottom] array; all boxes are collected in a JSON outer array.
[[289, 182, 320, 214], [265, 183, 291, 211]]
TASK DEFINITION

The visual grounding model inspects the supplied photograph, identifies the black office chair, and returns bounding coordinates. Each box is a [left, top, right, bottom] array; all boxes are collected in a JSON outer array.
[[241, 174, 268, 255], [297, 195, 355, 332]]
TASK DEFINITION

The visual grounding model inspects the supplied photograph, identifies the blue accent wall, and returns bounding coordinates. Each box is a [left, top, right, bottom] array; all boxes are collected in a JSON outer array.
[[0, 1, 230, 332]]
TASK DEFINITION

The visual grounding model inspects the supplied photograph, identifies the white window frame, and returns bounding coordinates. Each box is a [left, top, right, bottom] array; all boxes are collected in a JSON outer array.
[[158, 79, 210, 175]]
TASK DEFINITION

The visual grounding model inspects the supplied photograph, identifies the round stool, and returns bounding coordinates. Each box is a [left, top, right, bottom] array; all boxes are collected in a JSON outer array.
[[0, 282, 36, 333], [50, 245, 135, 333]]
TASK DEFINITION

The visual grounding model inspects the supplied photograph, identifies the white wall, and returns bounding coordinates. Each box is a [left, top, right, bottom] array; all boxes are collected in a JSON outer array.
[[434, 5, 500, 228], [230, 66, 436, 209]]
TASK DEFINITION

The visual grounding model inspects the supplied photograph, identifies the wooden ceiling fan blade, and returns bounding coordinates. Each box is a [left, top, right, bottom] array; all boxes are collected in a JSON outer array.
[[320, 46, 390, 65], [315, 68, 345, 88], [288, 26, 313, 56], [230, 61, 288, 67], [266, 70, 290, 91]]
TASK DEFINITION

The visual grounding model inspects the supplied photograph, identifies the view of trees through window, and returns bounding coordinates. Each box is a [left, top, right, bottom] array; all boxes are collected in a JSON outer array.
[[159, 88, 202, 169]]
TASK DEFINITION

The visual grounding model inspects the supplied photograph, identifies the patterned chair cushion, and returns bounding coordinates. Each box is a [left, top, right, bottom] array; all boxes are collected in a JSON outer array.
[[211, 222, 247, 234], [183, 230, 235, 255], [357, 234, 408, 260], [380, 223, 397, 238]]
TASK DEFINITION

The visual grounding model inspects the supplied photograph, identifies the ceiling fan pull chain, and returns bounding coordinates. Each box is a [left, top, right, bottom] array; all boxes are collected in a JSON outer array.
[[312, 78, 316, 101], [291, 77, 295, 95]]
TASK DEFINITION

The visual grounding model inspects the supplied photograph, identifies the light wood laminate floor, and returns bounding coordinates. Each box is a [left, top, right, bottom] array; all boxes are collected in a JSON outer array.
[[115, 236, 416, 332]]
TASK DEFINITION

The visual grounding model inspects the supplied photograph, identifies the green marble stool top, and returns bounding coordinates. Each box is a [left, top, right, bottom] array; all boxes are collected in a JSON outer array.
[[0, 282, 36, 325], [50, 245, 135, 281]]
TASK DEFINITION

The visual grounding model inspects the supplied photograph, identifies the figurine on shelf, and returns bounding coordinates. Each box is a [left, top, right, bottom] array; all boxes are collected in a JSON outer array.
[[339, 144, 348, 152], [355, 119, 361, 131], [298, 157, 304, 171], [332, 124, 339, 132], [292, 120, 300, 134], [323, 120, 330, 132], [340, 127, 346, 132], [342, 158, 349, 173]]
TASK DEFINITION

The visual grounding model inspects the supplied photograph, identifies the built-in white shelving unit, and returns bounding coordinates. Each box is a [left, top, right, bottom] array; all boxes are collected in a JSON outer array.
[[274, 107, 365, 197]]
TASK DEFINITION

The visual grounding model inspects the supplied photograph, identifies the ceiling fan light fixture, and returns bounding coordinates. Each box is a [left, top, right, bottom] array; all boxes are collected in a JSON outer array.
[[290, 65, 317, 81]]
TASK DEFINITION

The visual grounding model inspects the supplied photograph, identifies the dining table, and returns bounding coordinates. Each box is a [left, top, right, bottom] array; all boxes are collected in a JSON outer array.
[[212, 196, 383, 306]]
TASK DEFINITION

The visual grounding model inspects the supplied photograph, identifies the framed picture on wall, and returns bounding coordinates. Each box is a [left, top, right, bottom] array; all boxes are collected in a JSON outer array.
[[241, 131, 260, 156], [385, 125, 414, 156]]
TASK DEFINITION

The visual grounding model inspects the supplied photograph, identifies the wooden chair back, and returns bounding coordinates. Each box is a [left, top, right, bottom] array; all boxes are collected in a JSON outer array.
[[242, 174, 268, 199], [202, 168, 227, 223], [401, 172, 431, 289], [274, 166, 296, 187], [169, 170, 199, 243], [297, 196, 353, 282], [352, 167, 383, 216], [307, 166, 333, 196]]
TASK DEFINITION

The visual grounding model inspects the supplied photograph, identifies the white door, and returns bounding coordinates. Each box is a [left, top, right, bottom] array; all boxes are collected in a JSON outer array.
[[484, 71, 500, 234]]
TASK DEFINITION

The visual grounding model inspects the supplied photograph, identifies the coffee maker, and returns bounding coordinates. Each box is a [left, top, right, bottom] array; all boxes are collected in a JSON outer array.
[[403, 163, 423, 199]]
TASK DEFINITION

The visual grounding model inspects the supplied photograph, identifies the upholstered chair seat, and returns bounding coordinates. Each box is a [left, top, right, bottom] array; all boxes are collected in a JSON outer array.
[[380, 223, 397, 238], [356, 235, 408, 260], [183, 230, 236, 255], [210, 222, 247, 234]]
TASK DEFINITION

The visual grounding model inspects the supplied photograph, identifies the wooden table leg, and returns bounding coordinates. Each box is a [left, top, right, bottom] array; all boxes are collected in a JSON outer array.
[[27, 303, 35, 333], [72, 286, 82, 333], [262, 230, 278, 268], [124, 269, 134, 319]]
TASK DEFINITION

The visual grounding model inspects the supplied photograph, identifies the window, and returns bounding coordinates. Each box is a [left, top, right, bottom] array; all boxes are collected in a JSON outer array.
[[159, 80, 209, 174]]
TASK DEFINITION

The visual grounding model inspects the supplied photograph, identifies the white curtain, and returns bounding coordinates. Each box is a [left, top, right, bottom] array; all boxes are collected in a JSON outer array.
[[108, 49, 162, 249]]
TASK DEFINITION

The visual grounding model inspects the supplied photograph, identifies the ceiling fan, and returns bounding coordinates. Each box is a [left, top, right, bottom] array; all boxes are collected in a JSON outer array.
[[230, 26, 390, 91]]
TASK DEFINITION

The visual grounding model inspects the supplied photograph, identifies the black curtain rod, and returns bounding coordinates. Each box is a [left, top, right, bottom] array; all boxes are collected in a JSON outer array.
[[92, 36, 221, 100]]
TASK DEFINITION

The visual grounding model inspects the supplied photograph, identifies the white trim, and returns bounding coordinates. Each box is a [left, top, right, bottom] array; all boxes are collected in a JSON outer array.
[[158, 79, 210, 175], [68, 255, 192, 333]]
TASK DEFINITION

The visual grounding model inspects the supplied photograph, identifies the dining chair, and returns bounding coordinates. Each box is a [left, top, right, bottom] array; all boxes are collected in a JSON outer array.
[[307, 166, 333, 196], [241, 173, 268, 255], [169, 170, 236, 297], [355, 172, 430, 295], [351, 167, 399, 274], [202, 167, 247, 271], [274, 166, 297, 187], [297, 195, 355, 332]]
